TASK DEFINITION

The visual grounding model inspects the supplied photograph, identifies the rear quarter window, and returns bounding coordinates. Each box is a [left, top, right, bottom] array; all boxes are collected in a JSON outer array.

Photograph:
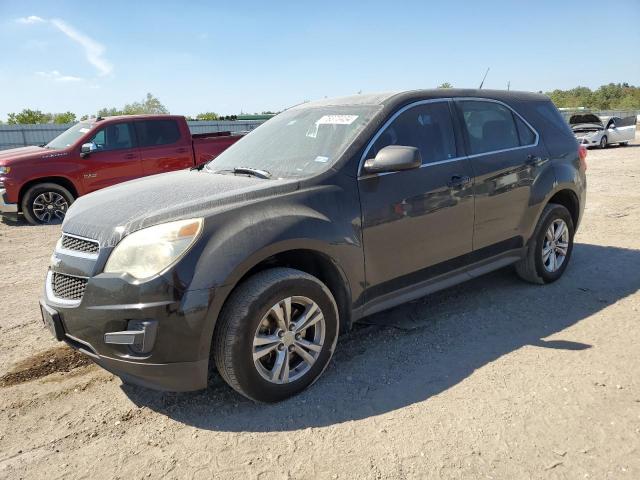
[[135, 120, 181, 147]]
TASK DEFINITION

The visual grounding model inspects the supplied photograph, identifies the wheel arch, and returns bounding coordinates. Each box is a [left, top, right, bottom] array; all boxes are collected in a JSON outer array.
[[547, 188, 579, 228], [18, 176, 79, 211], [227, 247, 352, 334]]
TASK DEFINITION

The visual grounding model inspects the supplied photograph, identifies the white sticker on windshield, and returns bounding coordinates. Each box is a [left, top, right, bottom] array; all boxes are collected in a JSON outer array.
[[79, 128, 90, 133], [314, 156, 329, 163], [316, 115, 358, 125]]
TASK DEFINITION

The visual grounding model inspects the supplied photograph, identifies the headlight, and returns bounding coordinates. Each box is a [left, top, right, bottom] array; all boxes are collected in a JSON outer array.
[[0, 166, 10, 175], [104, 218, 203, 279]]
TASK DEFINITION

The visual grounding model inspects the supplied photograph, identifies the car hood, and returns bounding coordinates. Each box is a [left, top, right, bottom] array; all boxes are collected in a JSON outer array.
[[0, 146, 57, 165], [62, 169, 299, 246]]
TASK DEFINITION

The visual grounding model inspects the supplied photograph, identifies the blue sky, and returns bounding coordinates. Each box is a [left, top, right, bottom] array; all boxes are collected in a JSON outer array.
[[0, 0, 639, 121]]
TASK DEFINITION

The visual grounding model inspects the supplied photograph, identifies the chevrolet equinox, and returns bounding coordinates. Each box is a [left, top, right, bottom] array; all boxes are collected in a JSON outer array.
[[40, 89, 587, 402]]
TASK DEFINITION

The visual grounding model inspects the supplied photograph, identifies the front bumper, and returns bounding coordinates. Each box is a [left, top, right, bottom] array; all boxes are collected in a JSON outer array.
[[0, 188, 18, 214], [41, 267, 216, 392]]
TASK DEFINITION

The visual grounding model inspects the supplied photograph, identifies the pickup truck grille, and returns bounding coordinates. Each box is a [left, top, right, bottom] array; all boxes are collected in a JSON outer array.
[[61, 234, 99, 255], [51, 272, 88, 301]]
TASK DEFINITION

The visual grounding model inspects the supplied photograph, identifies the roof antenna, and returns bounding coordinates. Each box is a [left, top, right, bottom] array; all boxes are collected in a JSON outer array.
[[478, 67, 490, 89]]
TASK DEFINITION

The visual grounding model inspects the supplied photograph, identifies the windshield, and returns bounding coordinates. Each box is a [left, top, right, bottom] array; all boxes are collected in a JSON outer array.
[[46, 122, 92, 150], [207, 104, 382, 178]]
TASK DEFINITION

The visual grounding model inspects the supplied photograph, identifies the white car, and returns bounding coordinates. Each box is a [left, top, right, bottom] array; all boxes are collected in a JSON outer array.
[[570, 114, 636, 148]]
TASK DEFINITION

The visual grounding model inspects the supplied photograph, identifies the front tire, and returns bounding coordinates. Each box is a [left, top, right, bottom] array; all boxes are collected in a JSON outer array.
[[213, 268, 339, 402], [599, 135, 608, 149], [21, 183, 74, 225], [515, 203, 574, 284]]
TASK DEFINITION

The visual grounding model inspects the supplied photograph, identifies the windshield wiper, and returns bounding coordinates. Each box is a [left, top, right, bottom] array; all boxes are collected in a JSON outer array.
[[230, 167, 272, 179]]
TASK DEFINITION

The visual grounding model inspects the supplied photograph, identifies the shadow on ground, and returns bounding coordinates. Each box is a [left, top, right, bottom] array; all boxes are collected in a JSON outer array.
[[122, 242, 640, 432]]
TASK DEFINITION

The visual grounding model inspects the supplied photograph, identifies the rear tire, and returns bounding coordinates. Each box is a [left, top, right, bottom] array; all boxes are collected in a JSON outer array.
[[213, 267, 339, 402], [515, 203, 574, 284], [21, 183, 74, 225]]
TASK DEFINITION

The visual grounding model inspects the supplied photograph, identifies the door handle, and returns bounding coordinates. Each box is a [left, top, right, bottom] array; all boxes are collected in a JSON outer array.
[[447, 175, 471, 188], [176, 147, 188, 153]]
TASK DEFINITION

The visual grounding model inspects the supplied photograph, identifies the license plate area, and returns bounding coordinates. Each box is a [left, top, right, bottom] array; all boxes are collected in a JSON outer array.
[[40, 301, 65, 341]]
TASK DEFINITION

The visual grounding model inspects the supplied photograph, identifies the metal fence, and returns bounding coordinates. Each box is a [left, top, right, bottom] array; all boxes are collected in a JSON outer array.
[[558, 109, 640, 122], [0, 120, 265, 151]]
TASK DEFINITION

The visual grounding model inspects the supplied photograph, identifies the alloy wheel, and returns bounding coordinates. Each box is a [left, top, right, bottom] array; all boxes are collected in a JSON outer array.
[[252, 296, 325, 384], [32, 192, 68, 223], [542, 219, 569, 273]]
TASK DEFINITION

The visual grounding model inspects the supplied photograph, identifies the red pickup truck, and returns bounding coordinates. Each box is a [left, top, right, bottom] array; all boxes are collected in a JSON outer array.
[[0, 115, 244, 224]]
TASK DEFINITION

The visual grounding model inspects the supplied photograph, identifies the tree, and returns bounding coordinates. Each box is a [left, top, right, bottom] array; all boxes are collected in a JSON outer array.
[[546, 83, 640, 109], [438, 82, 453, 89], [7, 109, 52, 124], [53, 112, 76, 124], [195, 112, 219, 121], [97, 93, 169, 117]]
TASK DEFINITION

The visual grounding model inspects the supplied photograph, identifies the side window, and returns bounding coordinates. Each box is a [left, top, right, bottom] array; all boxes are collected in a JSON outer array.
[[459, 101, 519, 155], [514, 114, 536, 145], [89, 123, 134, 151], [369, 102, 456, 164], [135, 120, 181, 147]]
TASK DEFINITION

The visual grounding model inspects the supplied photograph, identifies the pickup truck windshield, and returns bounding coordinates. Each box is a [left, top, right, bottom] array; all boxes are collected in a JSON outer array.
[[208, 105, 382, 178], [46, 122, 92, 150]]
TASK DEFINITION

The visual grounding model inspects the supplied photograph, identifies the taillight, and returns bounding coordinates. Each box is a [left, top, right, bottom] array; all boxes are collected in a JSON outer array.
[[578, 145, 587, 171]]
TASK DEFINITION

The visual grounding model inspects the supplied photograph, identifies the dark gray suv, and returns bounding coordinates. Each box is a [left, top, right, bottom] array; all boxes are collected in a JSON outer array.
[[40, 89, 587, 402]]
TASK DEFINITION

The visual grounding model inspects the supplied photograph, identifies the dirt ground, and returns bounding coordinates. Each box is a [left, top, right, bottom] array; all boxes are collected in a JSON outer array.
[[1, 141, 639, 480]]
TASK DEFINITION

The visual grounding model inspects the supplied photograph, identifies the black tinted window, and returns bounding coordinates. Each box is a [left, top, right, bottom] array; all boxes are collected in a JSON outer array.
[[515, 115, 536, 145], [535, 102, 573, 136], [459, 101, 519, 154], [90, 123, 133, 151], [135, 120, 181, 147], [370, 102, 456, 164]]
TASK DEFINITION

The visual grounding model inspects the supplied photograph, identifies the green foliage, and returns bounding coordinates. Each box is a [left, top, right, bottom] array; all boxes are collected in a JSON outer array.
[[195, 112, 219, 121], [53, 111, 76, 124], [546, 83, 640, 109], [7, 109, 52, 124], [97, 93, 169, 117], [438, 82, 453, 89]]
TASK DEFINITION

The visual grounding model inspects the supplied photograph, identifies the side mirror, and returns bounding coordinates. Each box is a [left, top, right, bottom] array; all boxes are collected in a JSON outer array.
[[609, 124, 616, 130], [80, 142, 97, 158], [363, 145, 422, 174]]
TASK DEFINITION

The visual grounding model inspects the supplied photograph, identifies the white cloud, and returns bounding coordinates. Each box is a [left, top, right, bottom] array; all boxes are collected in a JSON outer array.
[[50, 19, 113, 76], [36, 70, 84, 82], [16, 15, 45, 24], [16, 15, 113, 77]]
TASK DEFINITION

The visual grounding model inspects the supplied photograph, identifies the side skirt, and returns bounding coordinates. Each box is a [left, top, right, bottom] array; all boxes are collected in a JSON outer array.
[[353, 248, 524, 322]]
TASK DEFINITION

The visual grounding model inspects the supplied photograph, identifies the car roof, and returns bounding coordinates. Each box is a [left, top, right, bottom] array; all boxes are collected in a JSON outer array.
[[299, 89, 549, 109]]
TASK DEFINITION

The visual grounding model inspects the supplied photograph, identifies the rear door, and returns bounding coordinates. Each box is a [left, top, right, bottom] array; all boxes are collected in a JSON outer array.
[[82, 122, 141, 193], [358, 100, 475, 303], [134, 119, 193, 175], [455, 99, 546, 252]]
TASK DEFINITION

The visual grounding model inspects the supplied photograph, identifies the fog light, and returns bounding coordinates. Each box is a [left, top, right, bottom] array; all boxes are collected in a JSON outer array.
[[104, 320, 158, 354]]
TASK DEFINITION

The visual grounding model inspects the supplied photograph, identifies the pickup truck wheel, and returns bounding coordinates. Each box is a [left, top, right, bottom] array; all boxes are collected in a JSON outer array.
[[21, 183, 74, 225], [213, 267, 339, 402], [515, 203, 574, 284]]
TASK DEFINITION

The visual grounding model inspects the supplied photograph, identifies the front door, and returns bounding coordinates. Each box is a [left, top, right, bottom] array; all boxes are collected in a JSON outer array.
[[82, 122, 141, 193], [358, 100, 475, 304]]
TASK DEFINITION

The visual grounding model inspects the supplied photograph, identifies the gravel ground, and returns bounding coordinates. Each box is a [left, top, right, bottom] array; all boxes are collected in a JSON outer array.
[[1, 141, 639, 479]]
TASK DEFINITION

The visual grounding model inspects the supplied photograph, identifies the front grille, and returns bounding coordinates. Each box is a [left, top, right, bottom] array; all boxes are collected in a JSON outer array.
[[61, 235, 99, 255], [51, 272, 88, 301]]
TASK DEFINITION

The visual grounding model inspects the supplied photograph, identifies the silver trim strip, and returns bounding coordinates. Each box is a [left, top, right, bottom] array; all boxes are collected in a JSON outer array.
[[357, 96, 540, 177], [57, 232, 100, 259], [45, 270, 84, 306]]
